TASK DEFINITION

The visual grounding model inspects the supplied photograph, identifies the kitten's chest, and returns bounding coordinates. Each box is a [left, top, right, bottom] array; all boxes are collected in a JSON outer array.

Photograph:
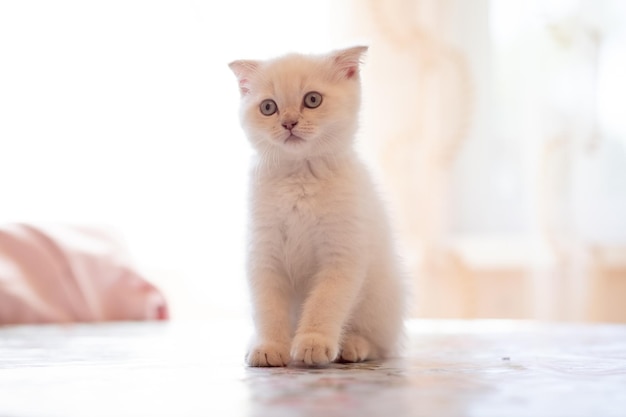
[[259, 173, 330, 237], [256, 175, 327, 278], [272, 176, 324, 226]]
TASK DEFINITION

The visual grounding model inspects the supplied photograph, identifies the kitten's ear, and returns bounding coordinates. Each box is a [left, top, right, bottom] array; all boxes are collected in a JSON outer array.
[[330, 46, 368, 80], [228, 60, 259, 96]]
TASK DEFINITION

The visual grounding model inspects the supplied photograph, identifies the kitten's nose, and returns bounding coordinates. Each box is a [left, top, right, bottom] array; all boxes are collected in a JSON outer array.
[[281, 120, 298, 130]]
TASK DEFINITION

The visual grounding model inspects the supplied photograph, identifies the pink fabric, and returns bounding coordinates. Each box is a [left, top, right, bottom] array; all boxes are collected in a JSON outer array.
[[0, 224, 168, 325]]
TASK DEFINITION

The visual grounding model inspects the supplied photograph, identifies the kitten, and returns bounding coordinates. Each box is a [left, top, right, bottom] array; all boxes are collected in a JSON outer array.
[[229, 46, 405, 367]]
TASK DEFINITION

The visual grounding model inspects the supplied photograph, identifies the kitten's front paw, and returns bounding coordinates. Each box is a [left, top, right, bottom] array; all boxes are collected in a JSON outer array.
[[291, 333, 338, 366], [246, 342, 290, 367]]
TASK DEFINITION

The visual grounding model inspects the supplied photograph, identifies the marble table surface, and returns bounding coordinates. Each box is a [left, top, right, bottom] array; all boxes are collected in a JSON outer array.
[[0, 319, 625, 417]]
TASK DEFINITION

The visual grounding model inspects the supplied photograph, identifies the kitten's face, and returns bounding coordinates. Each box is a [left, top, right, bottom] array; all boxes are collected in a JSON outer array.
[[229, 47, 367, 159]]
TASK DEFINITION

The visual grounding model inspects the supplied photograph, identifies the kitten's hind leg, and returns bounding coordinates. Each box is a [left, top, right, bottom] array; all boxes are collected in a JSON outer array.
[[338, 333, 378, 363]]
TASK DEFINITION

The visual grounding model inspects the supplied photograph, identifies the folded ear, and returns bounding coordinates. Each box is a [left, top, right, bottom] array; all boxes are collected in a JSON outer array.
[[330, 46, 368, 80], [228, 60, 259, 96]]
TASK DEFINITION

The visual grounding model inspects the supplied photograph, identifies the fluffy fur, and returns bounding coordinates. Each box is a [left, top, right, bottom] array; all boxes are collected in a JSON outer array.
[[229, 46, 405, 367]]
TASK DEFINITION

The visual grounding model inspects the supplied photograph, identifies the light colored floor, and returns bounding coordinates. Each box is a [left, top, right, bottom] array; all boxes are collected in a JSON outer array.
[[0, 320, 625, 417]]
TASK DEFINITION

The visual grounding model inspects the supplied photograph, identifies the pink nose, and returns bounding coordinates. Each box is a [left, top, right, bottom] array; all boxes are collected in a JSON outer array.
[[282, 120, 298, 130]]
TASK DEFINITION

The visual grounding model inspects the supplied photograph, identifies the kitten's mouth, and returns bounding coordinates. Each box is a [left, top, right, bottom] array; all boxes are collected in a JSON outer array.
[[284, 134, 305, 145]]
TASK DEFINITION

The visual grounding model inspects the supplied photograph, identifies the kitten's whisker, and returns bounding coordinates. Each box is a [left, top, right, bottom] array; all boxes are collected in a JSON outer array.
[[257, 146, 279, 177], [320, 134, 339, 167]]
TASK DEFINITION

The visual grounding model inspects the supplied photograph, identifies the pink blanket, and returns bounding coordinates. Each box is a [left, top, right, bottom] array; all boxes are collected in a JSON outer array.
[[0, 224, 168, 325]]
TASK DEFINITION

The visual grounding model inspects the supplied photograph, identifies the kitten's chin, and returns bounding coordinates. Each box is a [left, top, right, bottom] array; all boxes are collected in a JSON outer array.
[[284, 134, 305, 145], [280, 134, 310, 155]]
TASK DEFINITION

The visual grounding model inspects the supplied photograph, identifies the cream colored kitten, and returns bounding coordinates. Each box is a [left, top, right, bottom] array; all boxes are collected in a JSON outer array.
[[229, 46, 405, 367]]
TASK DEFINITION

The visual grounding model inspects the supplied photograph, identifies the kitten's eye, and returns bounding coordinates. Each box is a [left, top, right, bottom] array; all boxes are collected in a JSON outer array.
[[259, 99, 277, 116], [303, 92, 323, 109]]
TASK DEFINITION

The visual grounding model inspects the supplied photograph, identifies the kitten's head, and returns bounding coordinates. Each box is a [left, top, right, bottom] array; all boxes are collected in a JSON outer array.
[[229, 46, 367, 160]]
